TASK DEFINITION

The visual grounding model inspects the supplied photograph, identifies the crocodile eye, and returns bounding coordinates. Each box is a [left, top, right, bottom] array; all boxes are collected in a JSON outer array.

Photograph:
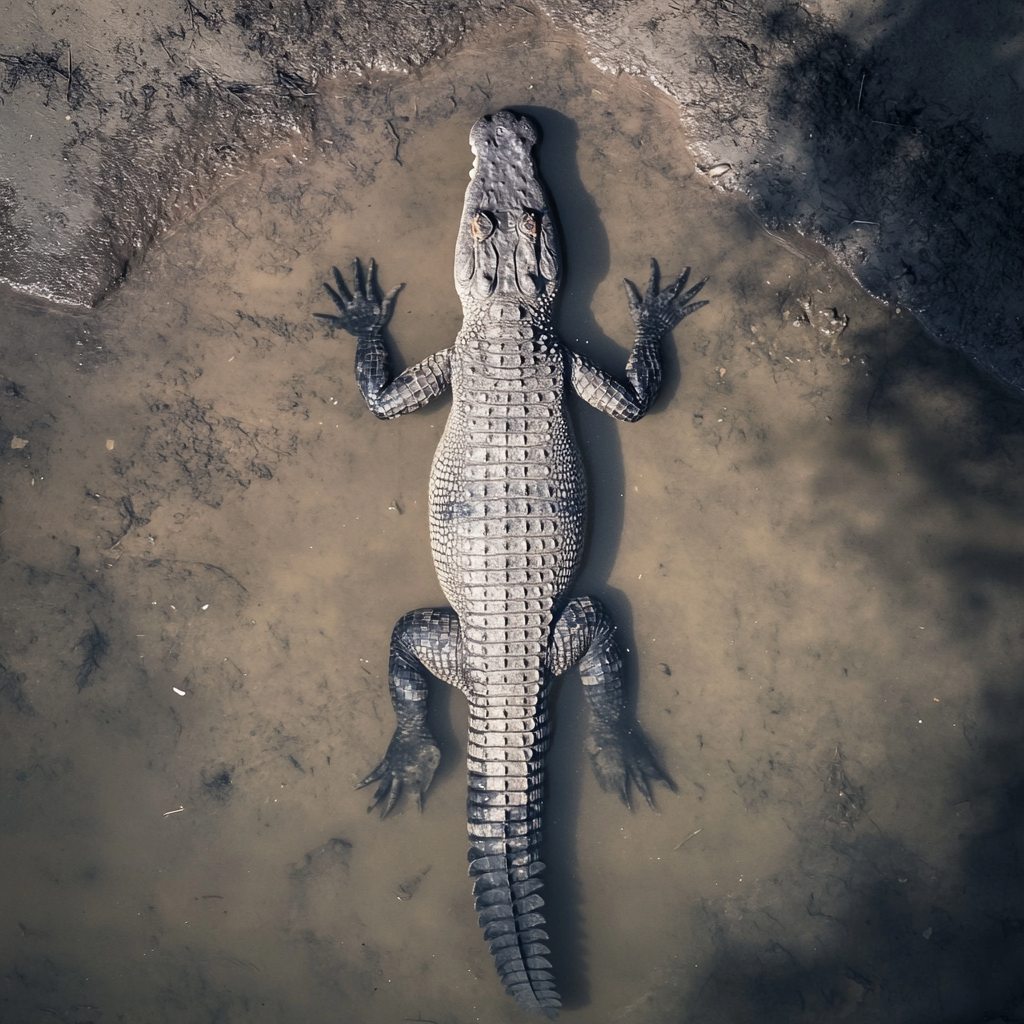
[[471, 212, 495, 242], [517, 212, 539, 238]]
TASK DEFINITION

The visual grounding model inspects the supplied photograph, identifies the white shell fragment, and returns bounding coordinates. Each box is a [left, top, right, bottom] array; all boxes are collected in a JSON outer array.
[[172, 687, 187, 696], [707, 163, 732, 178]]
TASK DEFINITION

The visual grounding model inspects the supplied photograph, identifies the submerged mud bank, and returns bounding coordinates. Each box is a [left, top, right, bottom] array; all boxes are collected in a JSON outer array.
[[1, 0, 1022, 389]]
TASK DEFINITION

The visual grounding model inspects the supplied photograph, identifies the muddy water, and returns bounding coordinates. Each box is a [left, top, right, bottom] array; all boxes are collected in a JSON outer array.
[[3, 19, 1024, 1024]]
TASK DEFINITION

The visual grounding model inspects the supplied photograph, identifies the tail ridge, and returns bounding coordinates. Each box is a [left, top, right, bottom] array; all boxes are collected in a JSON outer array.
[[468, 835, 561, 1017]]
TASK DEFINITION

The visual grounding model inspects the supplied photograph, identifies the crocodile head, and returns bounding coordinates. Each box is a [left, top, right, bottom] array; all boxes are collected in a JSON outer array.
[[454, 110, 561, 309]]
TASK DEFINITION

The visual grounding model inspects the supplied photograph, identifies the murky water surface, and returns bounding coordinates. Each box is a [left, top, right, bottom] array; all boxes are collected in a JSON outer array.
[[3, 20, 1024, 1024]]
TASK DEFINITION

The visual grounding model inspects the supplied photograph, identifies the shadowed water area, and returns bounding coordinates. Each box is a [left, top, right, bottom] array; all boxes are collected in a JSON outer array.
[[2, 21, 1024, 1024]]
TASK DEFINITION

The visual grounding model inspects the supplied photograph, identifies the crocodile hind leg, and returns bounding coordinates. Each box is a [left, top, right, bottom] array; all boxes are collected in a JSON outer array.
[[357, 607, 461, 816], [549, 597, 673, 807]]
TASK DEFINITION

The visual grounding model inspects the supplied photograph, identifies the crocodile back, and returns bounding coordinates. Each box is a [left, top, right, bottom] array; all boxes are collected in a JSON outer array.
[[429, 311, 584, 626], [427, 311, 583, 1016], [427, 108, 584, 1017]]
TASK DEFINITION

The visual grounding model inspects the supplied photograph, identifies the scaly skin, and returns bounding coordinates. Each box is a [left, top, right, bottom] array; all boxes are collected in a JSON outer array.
[[314, 110, 707, 1017]]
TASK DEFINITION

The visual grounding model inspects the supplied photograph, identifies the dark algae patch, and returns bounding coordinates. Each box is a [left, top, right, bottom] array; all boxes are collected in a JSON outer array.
[[73, 624, 110, 691]]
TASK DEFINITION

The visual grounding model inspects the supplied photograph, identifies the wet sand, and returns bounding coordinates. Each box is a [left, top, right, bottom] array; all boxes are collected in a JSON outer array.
[[2, 23, 1024, 1024]]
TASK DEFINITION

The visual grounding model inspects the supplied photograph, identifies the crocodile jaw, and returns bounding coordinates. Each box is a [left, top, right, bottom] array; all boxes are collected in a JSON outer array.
[[454, 110, 561, 307]]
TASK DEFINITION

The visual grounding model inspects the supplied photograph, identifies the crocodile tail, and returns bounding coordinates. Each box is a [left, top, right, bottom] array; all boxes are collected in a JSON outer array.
[[467, 822, 559, 1015], [467, 760, 560, 1017]]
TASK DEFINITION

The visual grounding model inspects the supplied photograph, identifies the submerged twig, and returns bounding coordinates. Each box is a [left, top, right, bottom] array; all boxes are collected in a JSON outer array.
[[673, 828, 702, 850]]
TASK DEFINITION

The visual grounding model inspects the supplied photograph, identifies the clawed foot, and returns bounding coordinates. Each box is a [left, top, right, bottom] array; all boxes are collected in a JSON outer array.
[[356, 728, 441, 817], [314, 258, 403, 337], [624, 258, 708, 339], [586, 723, 675, 809]]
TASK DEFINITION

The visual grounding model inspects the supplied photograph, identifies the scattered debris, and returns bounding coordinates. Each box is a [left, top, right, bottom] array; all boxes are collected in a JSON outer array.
[[673, 829, 702, 850], [825, 745, 865, 826], [396, 865, 432, 900]]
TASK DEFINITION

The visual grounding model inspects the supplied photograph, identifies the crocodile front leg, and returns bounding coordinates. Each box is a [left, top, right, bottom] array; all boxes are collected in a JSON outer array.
[[315, 258, 452, 419], [570, 259, 708, 422], [549, 597, 673, 807], [357, 607, 461, 816]]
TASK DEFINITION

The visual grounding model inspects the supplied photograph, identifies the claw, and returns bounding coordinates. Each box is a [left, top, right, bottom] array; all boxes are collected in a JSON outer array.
[[632, 767, 654, 809], [380, 777, 402, 818], [666, 267, 691, 300], [380, 282, 404, 322], [332, 265, 353, 303], [644, 257, 660, 302], [321, 279, 347, 312], [371, 776, 390, 804], [678, 275, 709, 308], [677, 299, 710, 322], [623, 276, 643, 316], [355, 763, 384, 790], [352, 256, 366, 297]]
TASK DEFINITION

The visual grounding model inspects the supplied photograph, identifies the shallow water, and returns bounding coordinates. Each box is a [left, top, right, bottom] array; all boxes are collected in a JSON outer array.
[[2, 19, 1024, 1024]]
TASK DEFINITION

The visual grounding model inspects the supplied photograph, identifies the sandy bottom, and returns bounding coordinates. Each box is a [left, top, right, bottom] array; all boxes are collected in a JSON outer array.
[[2, 22, 1024, 1024]]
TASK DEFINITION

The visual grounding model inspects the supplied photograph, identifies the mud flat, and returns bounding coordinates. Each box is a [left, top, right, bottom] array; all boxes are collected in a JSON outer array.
[[1, 0, 1023, 385], [2, 7, 1024, 1024]]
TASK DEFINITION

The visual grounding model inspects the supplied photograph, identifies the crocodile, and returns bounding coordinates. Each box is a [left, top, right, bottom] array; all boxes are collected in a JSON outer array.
[[314, 109, 707, 1017]]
